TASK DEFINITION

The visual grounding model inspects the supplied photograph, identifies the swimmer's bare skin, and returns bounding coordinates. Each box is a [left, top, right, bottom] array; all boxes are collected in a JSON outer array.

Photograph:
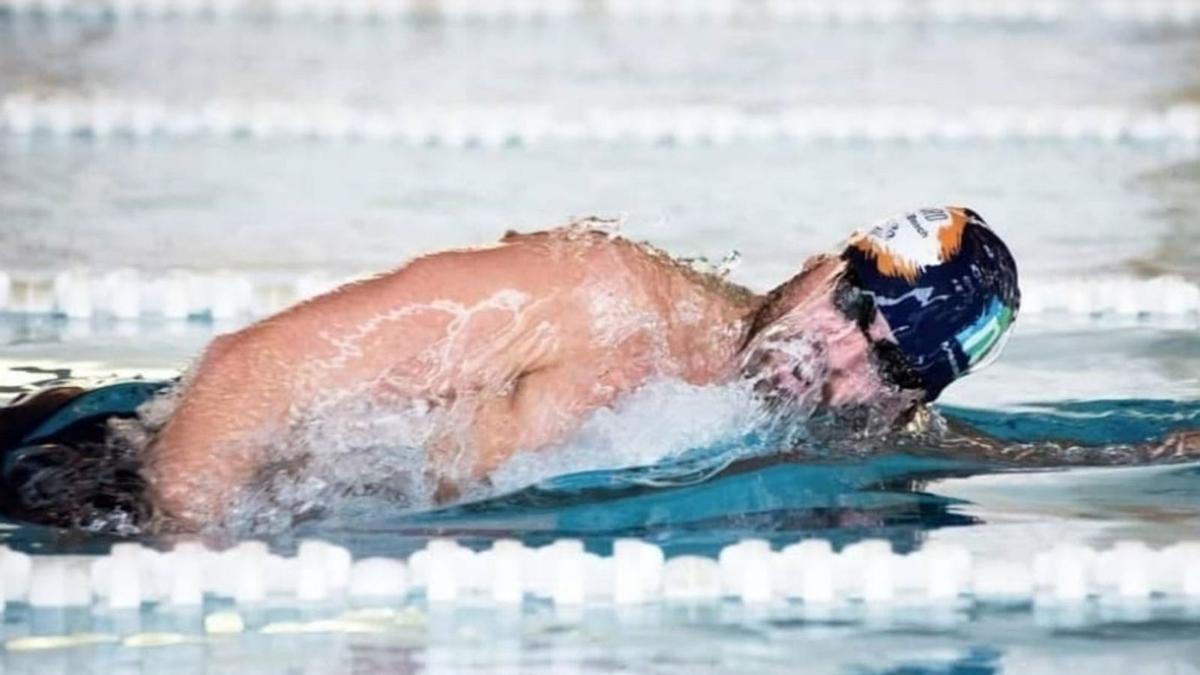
[[886, 408, 1200, 469], [149, 226, 895, 528], [939, 424, 1200, 467]]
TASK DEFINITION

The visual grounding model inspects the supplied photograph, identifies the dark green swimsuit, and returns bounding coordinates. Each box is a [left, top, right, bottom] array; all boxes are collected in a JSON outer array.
[[0, 380, 170, 530]]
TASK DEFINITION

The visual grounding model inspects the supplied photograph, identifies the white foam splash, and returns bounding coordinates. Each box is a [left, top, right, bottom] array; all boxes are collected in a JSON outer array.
[[486, 378, 762, 495], [147, 376, 764, 532]]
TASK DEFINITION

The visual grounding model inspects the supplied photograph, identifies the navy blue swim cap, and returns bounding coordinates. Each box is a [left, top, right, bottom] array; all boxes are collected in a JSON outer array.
[[841, 207, 1020, 402]]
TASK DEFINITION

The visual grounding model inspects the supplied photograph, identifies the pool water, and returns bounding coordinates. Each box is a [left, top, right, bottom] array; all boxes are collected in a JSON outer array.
[[2, 1, 1200, 673]]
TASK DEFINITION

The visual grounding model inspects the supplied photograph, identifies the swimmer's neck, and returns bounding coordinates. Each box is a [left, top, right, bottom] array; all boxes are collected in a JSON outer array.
[[739, 254, 845, 343], [653, 253, 846, 384], [634, 248, 765, 383]]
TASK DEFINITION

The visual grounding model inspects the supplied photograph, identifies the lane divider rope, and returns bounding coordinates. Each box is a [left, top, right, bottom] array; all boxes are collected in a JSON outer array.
[[0, 0, 1199, 24], [2, 537, 1198, 613], [3, 97, 1200, 146], [1, 269, 1196, 321]]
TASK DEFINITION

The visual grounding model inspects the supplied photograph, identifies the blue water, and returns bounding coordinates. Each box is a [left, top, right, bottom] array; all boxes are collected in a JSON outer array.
[[1, 317, 1198, 561], [1, 269, 1198, 672], [5, 394, 1198, 562], [282, 399, 1200, 557]]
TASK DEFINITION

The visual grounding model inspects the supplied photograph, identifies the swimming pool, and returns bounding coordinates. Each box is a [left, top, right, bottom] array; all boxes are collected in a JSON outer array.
[[2, 1, 1200, 672]]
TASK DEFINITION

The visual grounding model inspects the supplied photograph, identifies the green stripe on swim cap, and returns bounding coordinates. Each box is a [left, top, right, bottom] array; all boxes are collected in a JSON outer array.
[[955, 297, 1014, 368]]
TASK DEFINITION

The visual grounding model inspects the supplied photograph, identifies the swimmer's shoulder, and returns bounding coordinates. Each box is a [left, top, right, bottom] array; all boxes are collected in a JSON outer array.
[[501, 220, 757, 308], [497, 219, 654, 276]]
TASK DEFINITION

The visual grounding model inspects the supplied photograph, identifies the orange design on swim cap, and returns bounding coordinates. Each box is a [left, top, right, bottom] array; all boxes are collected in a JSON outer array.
[[846, 206, 971, 283], [847, 234, 924, 283], [938, 208, 969, 261]]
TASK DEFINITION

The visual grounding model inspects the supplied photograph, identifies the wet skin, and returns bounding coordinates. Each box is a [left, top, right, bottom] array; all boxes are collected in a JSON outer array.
[[149, 227, 903, 529]]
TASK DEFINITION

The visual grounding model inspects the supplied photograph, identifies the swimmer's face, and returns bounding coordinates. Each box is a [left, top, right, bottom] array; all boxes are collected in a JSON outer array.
[[740, 257, 923, 421]]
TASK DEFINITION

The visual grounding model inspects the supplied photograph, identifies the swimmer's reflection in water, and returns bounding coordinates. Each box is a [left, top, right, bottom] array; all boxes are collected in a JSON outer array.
[[1, 206, 1198, 533]]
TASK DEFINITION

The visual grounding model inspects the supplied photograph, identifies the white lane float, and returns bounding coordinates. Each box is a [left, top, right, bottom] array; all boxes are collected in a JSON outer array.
[[2, 269, 1197, 323], [0, 0, 1197, 24], [3, 97, 1200, 147], [2, 537, 1200, 613]]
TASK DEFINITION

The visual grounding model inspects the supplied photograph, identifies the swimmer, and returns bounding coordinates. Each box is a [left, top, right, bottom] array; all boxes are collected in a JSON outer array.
[[2, 206, 1196, 531]]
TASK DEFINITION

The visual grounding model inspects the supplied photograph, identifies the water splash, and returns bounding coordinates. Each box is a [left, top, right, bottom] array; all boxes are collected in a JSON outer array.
[[675, 249, 743, 280], [484, 378, 764, 496], [201, 377, 770, 534]]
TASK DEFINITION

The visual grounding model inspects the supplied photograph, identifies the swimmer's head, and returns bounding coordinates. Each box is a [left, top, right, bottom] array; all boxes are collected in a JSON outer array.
[[841, 206, 1020, 402], [740, 206, 1019, 422]]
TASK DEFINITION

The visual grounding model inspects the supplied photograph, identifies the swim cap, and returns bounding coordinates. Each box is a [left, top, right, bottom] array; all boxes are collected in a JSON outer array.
[[840, 206, 1020, 401]]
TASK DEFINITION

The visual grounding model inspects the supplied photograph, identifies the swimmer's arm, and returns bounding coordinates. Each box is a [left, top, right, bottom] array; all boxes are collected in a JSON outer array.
[[152, 241, 582, 525], [945, 425, 1200, 467], [905, 409, 1200, 467], [428, 365, 598, 501], [148, 333, 295, 529]]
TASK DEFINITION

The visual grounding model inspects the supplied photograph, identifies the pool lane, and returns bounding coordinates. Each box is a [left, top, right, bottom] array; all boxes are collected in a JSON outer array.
[[1, 18, 1198, 108], [0, 141, 1193, 286]]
